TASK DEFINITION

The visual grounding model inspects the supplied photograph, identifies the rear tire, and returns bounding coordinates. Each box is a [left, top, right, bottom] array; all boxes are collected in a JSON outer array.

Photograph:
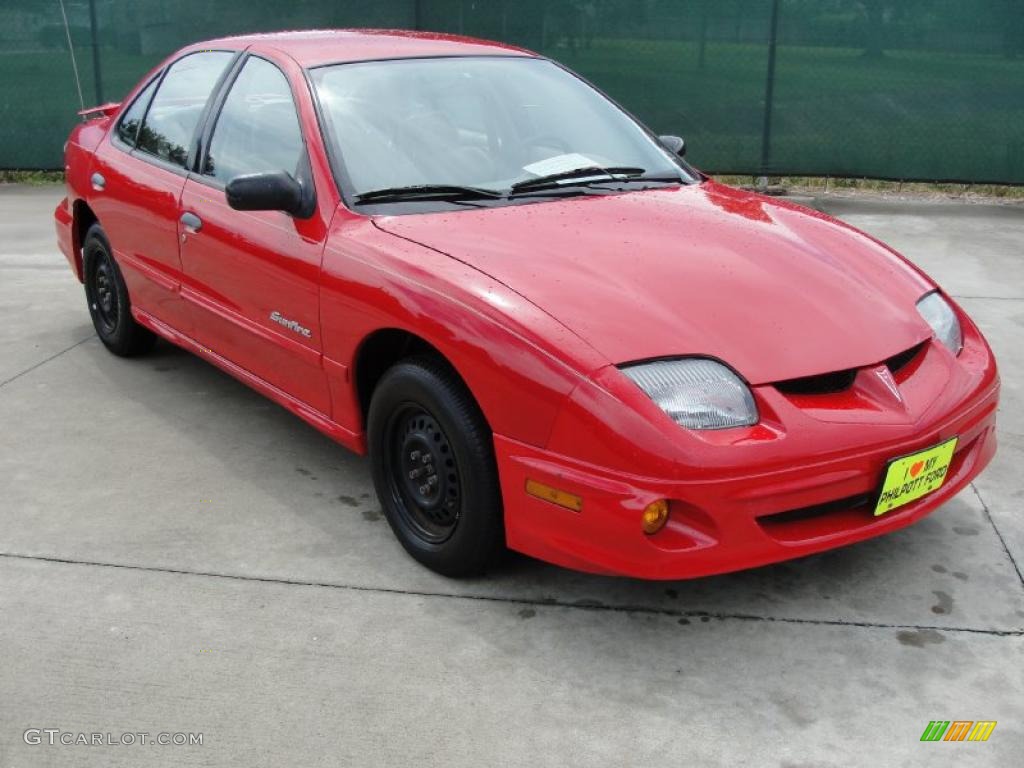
[[368, 356, 504, 577], [83, 223, 156, 357]]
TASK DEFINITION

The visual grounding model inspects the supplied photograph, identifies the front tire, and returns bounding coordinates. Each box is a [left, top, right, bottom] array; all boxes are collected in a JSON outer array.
[[368, 356, 504, 577], [83, 223, 156, 357]]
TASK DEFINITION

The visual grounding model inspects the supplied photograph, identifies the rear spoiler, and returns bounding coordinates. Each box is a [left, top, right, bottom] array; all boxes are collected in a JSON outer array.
[[78, 102, 121, 120]]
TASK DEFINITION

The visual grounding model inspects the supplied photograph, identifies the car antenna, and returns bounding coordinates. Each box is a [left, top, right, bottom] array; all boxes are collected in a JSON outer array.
[[57, 0, 87, 120]]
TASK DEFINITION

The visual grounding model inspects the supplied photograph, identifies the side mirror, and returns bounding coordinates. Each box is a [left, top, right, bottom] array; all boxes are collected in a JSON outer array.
[[225, 171, 311, 217], [658, 135, 686, 157]]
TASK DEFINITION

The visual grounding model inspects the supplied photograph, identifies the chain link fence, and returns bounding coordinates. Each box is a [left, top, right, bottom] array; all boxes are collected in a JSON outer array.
[[2, 0, 1023, 182]]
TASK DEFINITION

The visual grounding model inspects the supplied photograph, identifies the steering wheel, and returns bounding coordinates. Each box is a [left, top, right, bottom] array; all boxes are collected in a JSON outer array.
[[520, 133, 571, 154]]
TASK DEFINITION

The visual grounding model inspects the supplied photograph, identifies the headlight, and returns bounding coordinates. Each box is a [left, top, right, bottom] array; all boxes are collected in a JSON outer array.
[[916, 291, 962, 355], [621, 358, 758, 430]]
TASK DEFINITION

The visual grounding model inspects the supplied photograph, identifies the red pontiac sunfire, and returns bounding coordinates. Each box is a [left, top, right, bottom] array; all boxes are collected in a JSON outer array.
[[56, 30, 999, 579]]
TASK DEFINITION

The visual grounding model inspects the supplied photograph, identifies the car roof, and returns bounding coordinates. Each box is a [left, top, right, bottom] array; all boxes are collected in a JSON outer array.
[[198, 28, 535, 68]]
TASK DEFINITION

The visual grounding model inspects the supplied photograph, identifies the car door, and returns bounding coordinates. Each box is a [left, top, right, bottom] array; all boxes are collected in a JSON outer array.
[[178, 54, 330, 415], [89, 50, 236, 335]]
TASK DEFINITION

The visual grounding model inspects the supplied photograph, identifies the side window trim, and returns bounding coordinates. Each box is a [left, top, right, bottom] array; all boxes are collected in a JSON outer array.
[[188, 51, 248, 174], [127, 48, 243, 177], [193, 52, 251, 186], [304, 67, 348, 205]]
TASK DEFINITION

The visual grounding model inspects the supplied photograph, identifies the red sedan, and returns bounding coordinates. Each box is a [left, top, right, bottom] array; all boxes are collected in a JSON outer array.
[[55, 30, 999, 579]]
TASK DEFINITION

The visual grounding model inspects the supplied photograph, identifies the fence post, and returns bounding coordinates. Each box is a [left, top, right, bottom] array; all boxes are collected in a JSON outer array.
[[87, 0, 103, 104], [697, 0, 709, 70], [760, 0, 780, 174]]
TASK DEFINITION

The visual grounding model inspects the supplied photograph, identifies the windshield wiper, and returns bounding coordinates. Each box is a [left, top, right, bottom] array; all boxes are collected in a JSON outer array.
[[584, 173, 686, 189], [509, 165, 648, 194], [353, 184, 505, 205]]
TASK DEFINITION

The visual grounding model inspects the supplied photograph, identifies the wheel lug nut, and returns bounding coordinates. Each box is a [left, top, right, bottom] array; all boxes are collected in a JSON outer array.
[[422, 455, 432, 465], [410, 450, 420, 461], [419, 484, 430, 494], [409, 468, 424, 480]]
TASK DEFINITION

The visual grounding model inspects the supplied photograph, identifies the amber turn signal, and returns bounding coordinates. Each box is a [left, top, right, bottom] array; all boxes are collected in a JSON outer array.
[[525, 479, 583, 512], [641, 499, 670, 534]]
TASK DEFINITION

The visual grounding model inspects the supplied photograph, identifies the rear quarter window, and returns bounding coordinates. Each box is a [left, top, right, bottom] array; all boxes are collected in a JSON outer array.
[[116, 76, 158, 147]]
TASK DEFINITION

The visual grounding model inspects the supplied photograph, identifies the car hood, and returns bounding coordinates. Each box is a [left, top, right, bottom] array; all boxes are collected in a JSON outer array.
[[373, 182, 934, 384]]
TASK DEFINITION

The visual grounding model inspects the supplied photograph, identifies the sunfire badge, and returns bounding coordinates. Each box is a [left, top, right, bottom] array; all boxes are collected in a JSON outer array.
[[269, 311, 311, 338]]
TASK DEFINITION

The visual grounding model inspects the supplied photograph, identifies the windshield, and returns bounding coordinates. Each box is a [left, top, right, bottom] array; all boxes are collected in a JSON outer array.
[[310, 56, 692, 205]]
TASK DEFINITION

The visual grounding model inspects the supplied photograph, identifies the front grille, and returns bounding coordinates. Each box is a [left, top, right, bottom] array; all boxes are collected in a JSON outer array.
[[885, 341, 927, 376], [755, 492, 876, 544], [773, 341, 927, 396], [757, 493, 872, 526], [775, 368, 858, 395]]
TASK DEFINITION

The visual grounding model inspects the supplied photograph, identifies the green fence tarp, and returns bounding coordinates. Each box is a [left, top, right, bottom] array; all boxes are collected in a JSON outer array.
[[2, 0, 1023, 183]]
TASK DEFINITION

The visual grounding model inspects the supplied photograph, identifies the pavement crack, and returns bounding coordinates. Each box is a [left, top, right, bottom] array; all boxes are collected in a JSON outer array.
[[950, 294, 1024, 301], [971, 482, 1024, 590], [2, 551, 1022, 637], [0, 336, 93, 389], [0, 262, 69, 271]]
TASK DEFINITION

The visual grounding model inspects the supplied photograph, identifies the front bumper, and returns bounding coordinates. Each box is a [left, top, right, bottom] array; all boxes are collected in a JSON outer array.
[[496, 397, 995, 579], [496, 331, 999, 580]]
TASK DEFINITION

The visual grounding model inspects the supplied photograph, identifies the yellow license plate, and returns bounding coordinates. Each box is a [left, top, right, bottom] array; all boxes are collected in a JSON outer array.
[[874, 437, 958, 517]]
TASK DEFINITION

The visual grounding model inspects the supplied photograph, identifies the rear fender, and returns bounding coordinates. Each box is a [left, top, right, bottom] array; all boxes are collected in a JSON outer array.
[[60, 119, 110, 281]]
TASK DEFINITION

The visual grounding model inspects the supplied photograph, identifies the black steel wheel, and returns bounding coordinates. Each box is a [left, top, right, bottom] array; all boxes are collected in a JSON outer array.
[[83, 223, 156, 356], [90, 247, 119, 335], [368, 356, 503, 576], [386, 406, 463, 543]]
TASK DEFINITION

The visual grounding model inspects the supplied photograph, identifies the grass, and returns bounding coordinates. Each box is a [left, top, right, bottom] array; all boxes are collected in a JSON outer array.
[[0, 170, 65, 185], [713, 175, 1024, 201]]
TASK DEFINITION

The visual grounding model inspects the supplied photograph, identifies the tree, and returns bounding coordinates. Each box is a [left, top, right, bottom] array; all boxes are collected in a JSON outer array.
[[857, 0, 929, 58], [989, 0, 1024, 58], [860, 0, 887, 58]]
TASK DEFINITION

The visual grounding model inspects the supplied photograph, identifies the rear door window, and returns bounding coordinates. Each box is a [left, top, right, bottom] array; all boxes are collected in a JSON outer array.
[[136, 51, 234, 169]]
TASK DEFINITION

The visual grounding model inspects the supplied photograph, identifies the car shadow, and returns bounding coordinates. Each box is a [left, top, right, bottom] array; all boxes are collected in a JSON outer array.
[[83, 338, 1024, 634]]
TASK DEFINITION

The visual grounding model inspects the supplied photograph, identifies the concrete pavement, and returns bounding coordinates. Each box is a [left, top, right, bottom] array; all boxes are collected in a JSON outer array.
[[0, 184, 1021, 766]]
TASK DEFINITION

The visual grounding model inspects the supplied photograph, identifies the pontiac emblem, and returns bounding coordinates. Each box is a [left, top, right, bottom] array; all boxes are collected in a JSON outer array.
[[874, 366, 903, 403]]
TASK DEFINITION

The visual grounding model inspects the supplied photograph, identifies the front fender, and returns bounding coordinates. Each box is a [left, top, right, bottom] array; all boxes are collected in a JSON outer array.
[[319, 214, 608, 448]]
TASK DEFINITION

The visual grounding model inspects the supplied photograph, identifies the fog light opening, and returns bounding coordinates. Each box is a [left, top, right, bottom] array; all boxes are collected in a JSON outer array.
[[642, 499, 670, 535]]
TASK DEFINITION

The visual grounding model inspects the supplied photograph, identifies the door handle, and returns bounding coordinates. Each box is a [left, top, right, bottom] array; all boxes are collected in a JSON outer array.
[[180, 212, 203, 233], [90, 172, 105, 191]]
